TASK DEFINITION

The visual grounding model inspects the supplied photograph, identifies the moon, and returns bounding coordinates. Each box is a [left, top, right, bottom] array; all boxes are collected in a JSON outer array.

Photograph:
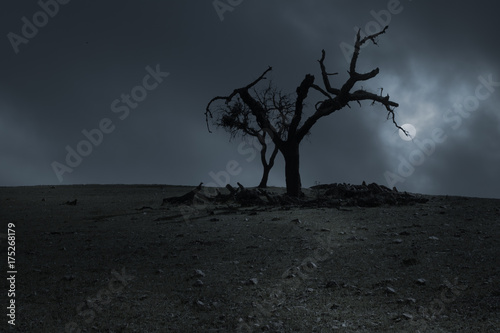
[[399, 123, 416, 141]]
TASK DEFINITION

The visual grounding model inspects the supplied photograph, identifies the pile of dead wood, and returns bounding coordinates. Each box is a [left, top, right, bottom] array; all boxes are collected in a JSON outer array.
[[161, 181, 429, 208], [161, 182, 284, 207], [311, 181, 429, 207]]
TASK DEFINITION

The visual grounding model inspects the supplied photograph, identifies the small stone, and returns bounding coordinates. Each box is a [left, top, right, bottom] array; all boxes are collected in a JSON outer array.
[[291, 218, 302, 224], [393, 238, 403, 244], [194, 269, 205, 277], [402, 313, 413, 320], [428, 236, 439, 241], [245, 278, 258, 286], [416, 278, 426, 285], [193, 279, 204, 287], [306, 288, 314, 293], [305, 261, 318, 269], [320, 228, 330, 232], [386, 287, 396, 294]]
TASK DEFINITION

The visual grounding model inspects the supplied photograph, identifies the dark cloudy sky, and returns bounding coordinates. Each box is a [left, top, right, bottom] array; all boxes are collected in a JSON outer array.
[[1, 0, 499, 198]]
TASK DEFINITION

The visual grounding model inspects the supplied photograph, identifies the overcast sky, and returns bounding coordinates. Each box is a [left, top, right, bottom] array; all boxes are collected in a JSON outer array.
[[1, 0, 499, 198]]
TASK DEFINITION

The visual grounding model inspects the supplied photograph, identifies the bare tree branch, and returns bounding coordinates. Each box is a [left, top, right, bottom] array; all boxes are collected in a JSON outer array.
[[205, 25, 406, 196], [350, 25, 388, 75], [205, 66, 273, 133], [288, 74, 315, 140], [318, 50, 340, 95], [294, 25, 406, 140]]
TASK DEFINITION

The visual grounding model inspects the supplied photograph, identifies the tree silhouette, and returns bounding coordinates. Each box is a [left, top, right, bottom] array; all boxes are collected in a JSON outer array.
[[206, 26, 406, 197], [209, 83, 294, 188]]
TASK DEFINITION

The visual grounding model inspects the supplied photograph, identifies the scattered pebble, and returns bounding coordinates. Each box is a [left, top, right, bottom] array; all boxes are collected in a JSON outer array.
[[194, 269, 205, 277], [402, 313, 413, 320], [304, 261, 318, 269], [244, 278, 258, 286], [385, 287, 396, 294], [429, 236, 439, 241], [416, 278, 426, 285], [193, 279, 204, 287]]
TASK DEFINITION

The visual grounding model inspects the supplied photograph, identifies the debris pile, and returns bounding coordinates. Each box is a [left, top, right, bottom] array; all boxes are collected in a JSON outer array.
[[161, 181, 429, 208], [311, 182, 429, 207]]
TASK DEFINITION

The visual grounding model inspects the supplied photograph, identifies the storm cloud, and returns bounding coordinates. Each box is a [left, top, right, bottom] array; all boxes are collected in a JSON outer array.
[[1, 0, 499, 198]]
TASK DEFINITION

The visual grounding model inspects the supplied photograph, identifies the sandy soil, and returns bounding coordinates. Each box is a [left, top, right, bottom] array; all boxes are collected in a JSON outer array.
[[1, 184, 499, 332]]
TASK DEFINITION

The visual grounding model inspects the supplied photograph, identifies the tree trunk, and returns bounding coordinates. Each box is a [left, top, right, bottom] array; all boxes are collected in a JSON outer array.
[[257, 137, 279, 189], [258, 165, 271, 188], [282, 142, 301, 197]]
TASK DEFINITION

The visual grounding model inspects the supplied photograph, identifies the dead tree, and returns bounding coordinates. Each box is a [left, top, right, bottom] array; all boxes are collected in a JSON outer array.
[[206, 26, 406, 197], [209, 83, 294, 188]]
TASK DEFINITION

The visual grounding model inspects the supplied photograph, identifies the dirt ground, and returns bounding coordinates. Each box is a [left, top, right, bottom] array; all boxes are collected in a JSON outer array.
[[1, 184, 499, 332]]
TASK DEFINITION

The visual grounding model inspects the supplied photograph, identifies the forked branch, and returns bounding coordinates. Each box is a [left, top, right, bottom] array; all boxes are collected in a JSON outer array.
[[205, 66, 273, 133]]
